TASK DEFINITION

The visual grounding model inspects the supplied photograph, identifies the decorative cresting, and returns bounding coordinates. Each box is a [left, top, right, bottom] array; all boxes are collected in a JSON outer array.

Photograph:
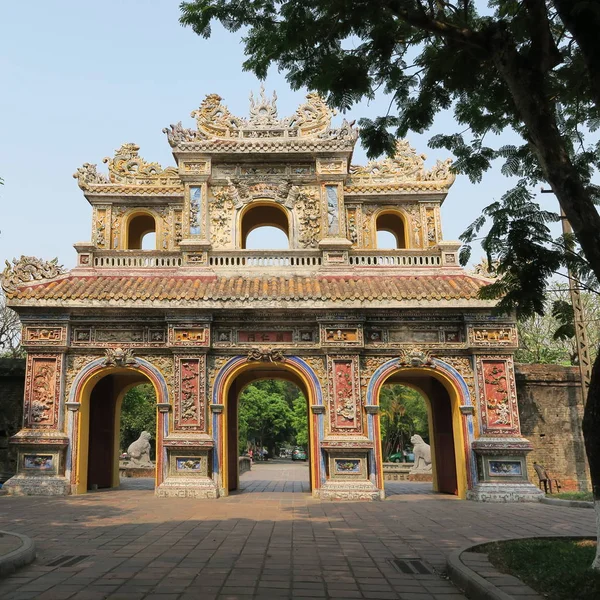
[[66, 353, 171, 488], [246, 347, 286, 363], [1, 256, 65, 296], [211, 355, 326, 492], [366, 354, 477, 492], [345, 140, 455, 193], [163, 88, 357, 146], [73, 143, 182, 195]]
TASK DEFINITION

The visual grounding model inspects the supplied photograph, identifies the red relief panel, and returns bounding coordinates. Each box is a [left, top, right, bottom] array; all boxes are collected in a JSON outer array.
[[328, 357, 362, 434], [25, 355, 61, 428], [174, 357, 206, 432], [477, 357, 520, 434]]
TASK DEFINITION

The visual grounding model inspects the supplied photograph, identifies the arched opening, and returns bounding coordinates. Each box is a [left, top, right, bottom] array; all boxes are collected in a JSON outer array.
[[217, 360, 318, 495], [240, 202, 290, 249], [75, 369, 158, 494], [227, 368, 311, 492], [377, 370, 464, 497], [127, 213, 156, 250], [376, 211, 407, 249], [235, 379, 309, 493]]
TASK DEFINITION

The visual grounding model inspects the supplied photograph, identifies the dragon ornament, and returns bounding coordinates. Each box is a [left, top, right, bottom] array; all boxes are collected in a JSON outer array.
[[1, 256, 65, 295]]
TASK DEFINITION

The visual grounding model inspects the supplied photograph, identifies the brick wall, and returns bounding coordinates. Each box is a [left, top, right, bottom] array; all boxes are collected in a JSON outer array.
[[516, 363, 590, 492], [0, 358, 25, 482]]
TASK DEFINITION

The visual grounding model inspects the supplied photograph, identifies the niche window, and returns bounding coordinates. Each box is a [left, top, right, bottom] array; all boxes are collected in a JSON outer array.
[[127, 214, 156, 250], [241, 203, 290, 249], [376, 212, 407, 249]]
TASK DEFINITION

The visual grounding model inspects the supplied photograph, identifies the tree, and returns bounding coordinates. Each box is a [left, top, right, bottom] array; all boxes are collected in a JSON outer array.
[[120, 384, 157, 459], [380, 385, 428, 461], [516, 285, 600, 365], [181, 0, 600, 567], [0, 290, 22, 358], [238, 380, 295, 454]]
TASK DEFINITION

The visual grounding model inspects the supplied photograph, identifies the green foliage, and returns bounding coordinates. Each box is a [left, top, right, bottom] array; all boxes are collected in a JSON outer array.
[[379, 384, 428, 461], [482, 538, 600, 600], [238, 379, 306, 453], [515, 284, 600, 365], [120, 384, 157, 459]]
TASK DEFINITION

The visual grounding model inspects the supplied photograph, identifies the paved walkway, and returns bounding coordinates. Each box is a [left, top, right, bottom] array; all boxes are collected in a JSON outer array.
[[0, 462, 595, 600]]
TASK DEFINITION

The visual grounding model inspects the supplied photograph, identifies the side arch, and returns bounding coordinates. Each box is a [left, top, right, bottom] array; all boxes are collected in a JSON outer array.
[[366, 357, 476, 498], [211, 355, 325, 495], [66, 356, 170, 494]]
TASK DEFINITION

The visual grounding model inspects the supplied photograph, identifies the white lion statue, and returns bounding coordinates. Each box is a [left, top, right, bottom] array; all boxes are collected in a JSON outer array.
[[127, 431, 153, 467], [409, 434, 432, 473]]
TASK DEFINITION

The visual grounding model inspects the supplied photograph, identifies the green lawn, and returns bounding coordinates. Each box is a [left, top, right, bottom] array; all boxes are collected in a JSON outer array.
[[549, 491, 594, 502], [479, 538, 600, 600]]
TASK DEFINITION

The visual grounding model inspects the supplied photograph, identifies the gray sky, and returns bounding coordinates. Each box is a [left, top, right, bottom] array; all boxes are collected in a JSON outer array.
[[0, 1, 557, 268]]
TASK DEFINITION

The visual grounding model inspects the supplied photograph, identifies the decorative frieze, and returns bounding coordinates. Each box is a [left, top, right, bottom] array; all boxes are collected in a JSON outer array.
[[322, 326, 363, 346], [23, 326, 66, 346], [468, 326, 518, 347], [170, 327, 209, 346], [71, 325, 166, 347]]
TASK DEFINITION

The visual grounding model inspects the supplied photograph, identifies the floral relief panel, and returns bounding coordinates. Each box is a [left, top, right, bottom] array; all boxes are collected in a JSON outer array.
[[174, 356, 206, 432], [328, 356, 362, 434], [476, 356, 520, 435], [24, 354, 62, 428]]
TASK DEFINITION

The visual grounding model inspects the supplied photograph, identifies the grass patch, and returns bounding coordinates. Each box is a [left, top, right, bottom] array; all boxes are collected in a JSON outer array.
[[549, 491, 593, 502], [480, 538, 600, 600]]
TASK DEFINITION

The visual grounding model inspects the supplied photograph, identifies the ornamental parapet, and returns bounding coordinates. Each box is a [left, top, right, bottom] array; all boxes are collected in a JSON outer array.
[[73, 246, 461, 272]]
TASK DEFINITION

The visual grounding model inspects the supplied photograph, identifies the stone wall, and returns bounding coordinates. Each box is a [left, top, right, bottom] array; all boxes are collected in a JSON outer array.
[[516, 363, 590, 492], [0, 358, 25, 482]]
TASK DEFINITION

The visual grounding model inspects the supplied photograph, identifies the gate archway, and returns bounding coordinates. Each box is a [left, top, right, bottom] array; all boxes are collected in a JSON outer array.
[[212, 355, 324, 496], [367, 357, 476, 499], [67, 356, 169, 495]]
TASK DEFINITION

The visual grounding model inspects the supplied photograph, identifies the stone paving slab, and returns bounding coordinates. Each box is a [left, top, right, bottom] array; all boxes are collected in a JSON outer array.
[[0, 463, 595, 599]]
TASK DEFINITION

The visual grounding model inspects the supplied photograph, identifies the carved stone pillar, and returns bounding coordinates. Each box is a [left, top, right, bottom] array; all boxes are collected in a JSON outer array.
[[4, 352, 70, 496], [468, 355, 544, 502]]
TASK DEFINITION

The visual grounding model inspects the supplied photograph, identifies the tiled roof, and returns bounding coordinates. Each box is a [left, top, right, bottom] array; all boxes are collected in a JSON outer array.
[[9, 274, 491, 306]]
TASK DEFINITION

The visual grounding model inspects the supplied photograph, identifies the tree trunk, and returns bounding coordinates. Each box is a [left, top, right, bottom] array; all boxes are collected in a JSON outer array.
[[488, 31, 600, 286], [582, 352, 600, 569], [554, 0, 600, 111], [488, 29, 600, 569]]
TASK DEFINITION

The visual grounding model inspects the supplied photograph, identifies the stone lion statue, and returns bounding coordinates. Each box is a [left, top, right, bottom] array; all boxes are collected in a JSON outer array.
[[409, 434, 432, 473], [127, 431, 152, 467]]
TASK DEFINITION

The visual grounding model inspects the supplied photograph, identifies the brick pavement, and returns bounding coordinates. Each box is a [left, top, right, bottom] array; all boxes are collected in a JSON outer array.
[[0, 461, 595, 600]]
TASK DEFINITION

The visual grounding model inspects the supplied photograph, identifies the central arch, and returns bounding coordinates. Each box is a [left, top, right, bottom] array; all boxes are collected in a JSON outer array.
[[367, 357, 476, 499], [212, 356, 324, 496]]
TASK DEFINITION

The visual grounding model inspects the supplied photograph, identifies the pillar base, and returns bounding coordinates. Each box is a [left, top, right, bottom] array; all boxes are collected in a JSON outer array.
[[3, 474, 71, 496], [318, 480, 384, 501], [155, 477, 219, 499], [467, 482, 544, 503]]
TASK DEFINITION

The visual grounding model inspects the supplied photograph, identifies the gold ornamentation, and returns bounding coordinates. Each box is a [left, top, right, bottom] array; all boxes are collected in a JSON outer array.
[[349, 140, 454, 189], [104, 143, 179, 185], [168, 90, 357, 143], [209, 187, 235, 248], [247, 348, 286, 363], [74, 144, 182, 194], [2, 256, 65, 295], [471, 258, 499, 279]]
